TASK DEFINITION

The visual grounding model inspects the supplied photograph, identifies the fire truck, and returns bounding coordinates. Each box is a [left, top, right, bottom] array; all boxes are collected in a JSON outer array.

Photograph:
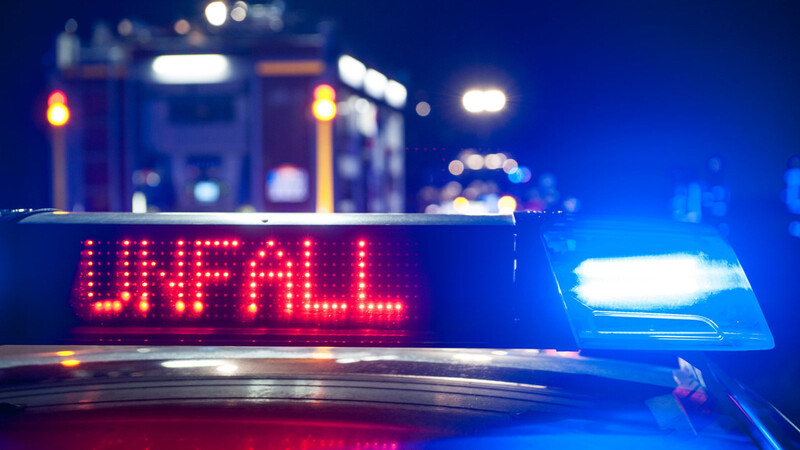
[[46, 4, 406, 213]]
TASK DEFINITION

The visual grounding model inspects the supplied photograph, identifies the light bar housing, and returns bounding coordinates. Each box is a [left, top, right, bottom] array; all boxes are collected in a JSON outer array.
[[0, 211, 773, 351]]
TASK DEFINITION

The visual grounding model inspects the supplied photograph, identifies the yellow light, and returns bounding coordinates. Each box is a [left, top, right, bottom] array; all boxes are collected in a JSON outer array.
[[497, 195, 517, 214], [60, 359, 80, 367], [56, 350, 75, 357], [453, 196, 469, 213], [313, 99, 337, 121], [47, 103, 70, 126], [313, 84, 336, 101]]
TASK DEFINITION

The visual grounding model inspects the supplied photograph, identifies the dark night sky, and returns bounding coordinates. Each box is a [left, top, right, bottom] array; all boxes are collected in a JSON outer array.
[[2, 0, 800, 420]]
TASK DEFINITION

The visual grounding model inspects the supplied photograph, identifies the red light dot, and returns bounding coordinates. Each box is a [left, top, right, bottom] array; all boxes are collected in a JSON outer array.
[[176, 301, 186, 312], [113, 301, 122, 312], [248, 303, 257, 313], [193, 301, 203, 312], [139, 301, 150, 312]]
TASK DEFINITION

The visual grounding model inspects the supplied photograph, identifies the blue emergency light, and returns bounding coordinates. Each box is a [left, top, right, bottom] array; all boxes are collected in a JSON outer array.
[[0, 210, 773, 351]]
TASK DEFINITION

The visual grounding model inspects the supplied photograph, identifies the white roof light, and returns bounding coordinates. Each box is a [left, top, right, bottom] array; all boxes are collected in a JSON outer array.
[[385, 80, 407, 109], [364, 69, 388, 100], [483, 89, 506, 112], [338, 55, 366, 89], [151, 54, 231, 84]]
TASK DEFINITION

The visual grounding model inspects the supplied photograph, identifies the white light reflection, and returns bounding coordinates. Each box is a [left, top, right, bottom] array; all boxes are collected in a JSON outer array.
[[573, 254, 751, 310], [161, 359, 227, 368]]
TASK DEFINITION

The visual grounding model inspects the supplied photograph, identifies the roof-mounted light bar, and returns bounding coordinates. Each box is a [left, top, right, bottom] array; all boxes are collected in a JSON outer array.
[[0, 211, 773, 350]]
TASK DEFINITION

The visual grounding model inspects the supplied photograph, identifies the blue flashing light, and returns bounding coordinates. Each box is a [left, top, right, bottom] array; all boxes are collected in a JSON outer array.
[[541, 218, 774, 351], [573, 253, 750, 310]]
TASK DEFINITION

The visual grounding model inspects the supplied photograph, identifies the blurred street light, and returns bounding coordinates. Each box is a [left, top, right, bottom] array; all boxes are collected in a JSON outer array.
[[462, 89, 506, 113], [205, 1, 228, 27]]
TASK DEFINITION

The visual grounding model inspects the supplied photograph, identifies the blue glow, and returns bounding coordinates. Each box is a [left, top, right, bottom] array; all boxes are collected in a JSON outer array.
[[194, 181, 221, 203], [573, 253, 750, 310], [541, 218, 774, 351], [508, 167, 524, 183]]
